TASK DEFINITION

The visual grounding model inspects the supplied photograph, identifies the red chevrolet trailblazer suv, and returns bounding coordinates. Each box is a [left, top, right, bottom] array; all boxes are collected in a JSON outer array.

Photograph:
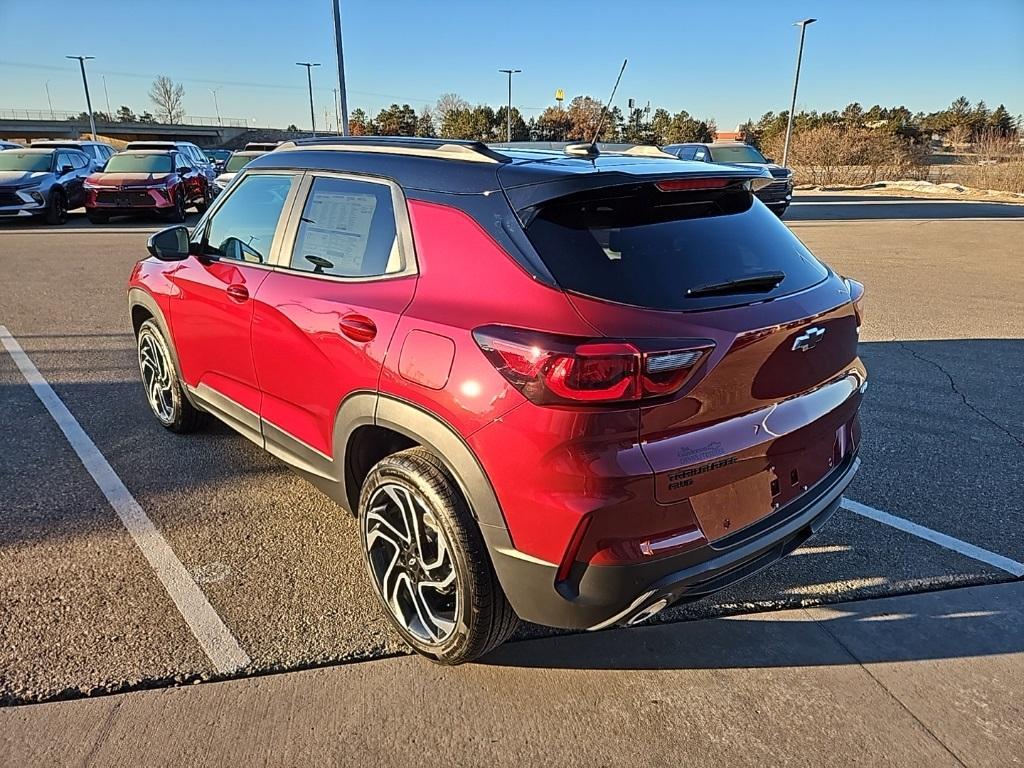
[[128, 137, 865, 664]]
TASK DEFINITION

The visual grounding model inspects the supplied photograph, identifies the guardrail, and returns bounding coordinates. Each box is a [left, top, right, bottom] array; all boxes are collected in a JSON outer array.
[[0, 109, 252, 128]]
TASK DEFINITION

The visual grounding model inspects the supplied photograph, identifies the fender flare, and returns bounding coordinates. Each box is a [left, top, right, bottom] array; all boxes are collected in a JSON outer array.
[[333, 393, 509, 532]]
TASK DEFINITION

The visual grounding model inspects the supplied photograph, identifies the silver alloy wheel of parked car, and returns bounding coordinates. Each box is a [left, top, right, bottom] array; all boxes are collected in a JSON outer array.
[[138, 326, 176, 424], [363, 482, 459, 644]]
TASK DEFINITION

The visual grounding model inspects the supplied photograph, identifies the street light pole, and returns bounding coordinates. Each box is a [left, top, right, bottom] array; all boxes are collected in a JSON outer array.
[[498, 68, 521, 142], [332, 88, 342, 135], [782, 18, 816, 168], [66, 55, 97, 140], [210, 87, 222, 126], [332, 0, 350, 136], [44, 80, 55, 119], [102, 75, 112, 119], [296, 62, 321, 137]]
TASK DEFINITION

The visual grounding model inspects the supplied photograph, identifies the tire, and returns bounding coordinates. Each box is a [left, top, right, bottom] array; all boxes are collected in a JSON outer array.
[[136, 319, 207, 433], [772, 204, 789, 219], [44, 188, 68, 225], [167, 191, 186, 223], [87, 210, 109, 225], [358, 447, 518, 664]]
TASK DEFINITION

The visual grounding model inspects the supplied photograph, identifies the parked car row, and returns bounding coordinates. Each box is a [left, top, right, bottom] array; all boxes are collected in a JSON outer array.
[[0, 140, 269, 225]]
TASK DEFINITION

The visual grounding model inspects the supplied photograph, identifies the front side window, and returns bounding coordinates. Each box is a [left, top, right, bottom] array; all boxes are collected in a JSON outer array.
[[201, 173, 294, 264], [287, 176, 403, 278]]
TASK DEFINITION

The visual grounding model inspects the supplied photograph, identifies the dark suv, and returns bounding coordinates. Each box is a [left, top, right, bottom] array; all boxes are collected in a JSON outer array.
[[0, 147, 92, 224], [128, 137, 864, 663], [662, 141, 795, 217]]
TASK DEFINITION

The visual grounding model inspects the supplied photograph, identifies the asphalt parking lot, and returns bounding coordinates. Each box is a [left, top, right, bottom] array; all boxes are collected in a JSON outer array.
[[1, 193, 1022, 760]]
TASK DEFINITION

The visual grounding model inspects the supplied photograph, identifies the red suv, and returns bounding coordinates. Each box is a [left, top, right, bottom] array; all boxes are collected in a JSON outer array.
[[128, 137, 865, 664], [85, 150, 212, 223]]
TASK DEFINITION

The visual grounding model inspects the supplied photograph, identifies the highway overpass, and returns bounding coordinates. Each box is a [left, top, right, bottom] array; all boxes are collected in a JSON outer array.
[[0, 115, 258, 145]]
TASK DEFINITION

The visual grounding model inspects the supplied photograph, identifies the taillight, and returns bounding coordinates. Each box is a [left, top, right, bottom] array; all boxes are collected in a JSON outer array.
[[844, 278, 865, 331], [473, 325, 713, 406], [655, 177, 732, 192]]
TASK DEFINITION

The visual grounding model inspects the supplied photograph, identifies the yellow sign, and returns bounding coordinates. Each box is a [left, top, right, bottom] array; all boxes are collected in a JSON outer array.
[[555, 89, 564, 102]]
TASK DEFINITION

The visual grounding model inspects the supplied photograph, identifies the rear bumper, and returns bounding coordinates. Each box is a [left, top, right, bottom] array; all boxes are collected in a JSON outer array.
[[484, 450, 859, 630]]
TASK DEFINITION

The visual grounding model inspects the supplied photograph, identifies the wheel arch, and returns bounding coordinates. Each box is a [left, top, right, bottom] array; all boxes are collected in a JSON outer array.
[[127, 287, 199, 409], [334, 393, 509, 533]]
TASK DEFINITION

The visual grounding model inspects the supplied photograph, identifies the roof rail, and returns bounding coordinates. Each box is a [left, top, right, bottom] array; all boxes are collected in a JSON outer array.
[[490, 141, 676, 159], [273, 135, 509, 164]]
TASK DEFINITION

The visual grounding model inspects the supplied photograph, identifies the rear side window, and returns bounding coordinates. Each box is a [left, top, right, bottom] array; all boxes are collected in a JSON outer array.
[[524, 185, 829, 311], [288, 176, 403, 278]]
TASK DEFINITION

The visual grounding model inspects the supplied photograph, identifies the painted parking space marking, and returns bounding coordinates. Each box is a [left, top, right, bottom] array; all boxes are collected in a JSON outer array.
[[0, 325, 251, 674], [842, 498, 1024, 577]]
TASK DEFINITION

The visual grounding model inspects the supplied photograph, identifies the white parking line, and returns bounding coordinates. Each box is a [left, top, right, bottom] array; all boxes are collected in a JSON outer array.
[[791, 199, 1024, 206], [0, 325, 250, 674], [842, 498, 1024, 577]]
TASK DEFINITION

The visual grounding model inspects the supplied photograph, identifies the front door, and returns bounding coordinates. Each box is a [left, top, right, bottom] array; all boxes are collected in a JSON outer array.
[[169, 171, 298, 437], [251, 173, 417, 464]]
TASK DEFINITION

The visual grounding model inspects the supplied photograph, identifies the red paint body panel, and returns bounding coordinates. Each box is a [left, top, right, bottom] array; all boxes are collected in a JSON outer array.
[[398, 330, 456, 390], [167, 258, 268, 415], [250, 271, 416, 457], [377, 200, 595, 437]]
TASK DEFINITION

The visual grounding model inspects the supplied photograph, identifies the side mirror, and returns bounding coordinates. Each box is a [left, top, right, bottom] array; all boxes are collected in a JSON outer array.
[[147, 226, 191, 261], [60, 165, 74, 175], [178, 166, 193, 175], [764, 157, 775, 164]]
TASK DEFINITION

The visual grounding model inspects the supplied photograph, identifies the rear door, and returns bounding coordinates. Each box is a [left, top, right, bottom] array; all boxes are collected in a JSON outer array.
[[250, 173, 417, 466], [170, 171, 299, 438]]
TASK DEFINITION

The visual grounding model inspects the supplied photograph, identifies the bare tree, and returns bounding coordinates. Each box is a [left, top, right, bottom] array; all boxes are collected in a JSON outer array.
[[434, 93, 469, 130], [149, 75, 186, 124]]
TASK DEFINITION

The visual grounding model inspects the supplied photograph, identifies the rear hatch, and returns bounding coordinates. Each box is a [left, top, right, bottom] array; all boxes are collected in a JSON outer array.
[[512, 174, 862, 540]]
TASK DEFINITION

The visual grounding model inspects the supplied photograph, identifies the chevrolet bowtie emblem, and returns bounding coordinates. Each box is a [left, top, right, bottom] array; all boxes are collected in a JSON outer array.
[[792, 326, 826, 352]]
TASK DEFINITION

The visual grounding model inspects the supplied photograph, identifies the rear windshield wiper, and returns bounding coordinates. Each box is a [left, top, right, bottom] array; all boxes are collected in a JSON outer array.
[[686, 271, 785, 298]]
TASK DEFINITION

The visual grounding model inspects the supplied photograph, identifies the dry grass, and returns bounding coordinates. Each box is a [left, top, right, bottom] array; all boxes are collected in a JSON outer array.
[[763, 126, 931, 186]]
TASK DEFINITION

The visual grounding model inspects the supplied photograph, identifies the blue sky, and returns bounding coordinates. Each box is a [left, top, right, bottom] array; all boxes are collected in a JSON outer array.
[[1, 0, 1021, 131]]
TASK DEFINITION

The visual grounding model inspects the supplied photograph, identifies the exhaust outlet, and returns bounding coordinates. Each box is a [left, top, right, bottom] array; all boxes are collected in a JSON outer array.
[[627, 597, 670, 626]]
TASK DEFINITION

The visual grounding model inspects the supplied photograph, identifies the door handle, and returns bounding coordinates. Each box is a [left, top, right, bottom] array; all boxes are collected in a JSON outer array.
[[339, 313, 377, 342], [226, 284, 249, 303]]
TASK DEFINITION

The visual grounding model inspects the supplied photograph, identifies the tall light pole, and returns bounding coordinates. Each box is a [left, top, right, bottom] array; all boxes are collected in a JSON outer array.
[[209, 87, 222, 126], [44, 80, 55, 119], [66, 55, 97, 140], [332, 88, 342, 135], [498, 68, 521, 141], [332, 0, 350, 136], [296, 62, 321, 136], [782, 18, 816, 167], [102, 75, 112, 119]]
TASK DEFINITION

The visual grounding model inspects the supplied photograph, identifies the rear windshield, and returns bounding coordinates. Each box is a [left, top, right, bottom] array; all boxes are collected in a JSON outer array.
[[708, 145, 768, 164], [524, 185, 828, 311], [104, 154, 173, 173], [225, 152, 261, 172]]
